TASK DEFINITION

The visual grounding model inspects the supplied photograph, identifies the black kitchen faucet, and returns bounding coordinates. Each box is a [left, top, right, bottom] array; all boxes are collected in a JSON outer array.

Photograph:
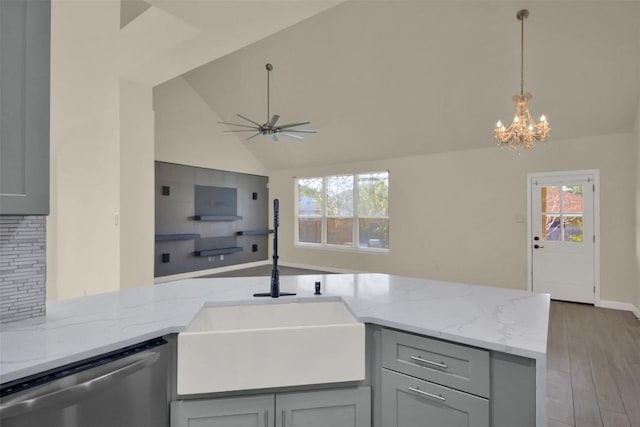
[[254, 199, 295, 298]]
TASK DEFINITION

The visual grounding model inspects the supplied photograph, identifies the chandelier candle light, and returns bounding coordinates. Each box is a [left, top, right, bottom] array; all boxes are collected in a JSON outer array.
[[494, 9, 550, 149]]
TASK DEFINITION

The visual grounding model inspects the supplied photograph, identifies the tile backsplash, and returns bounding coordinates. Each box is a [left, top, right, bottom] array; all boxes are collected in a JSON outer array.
[[0, 215, 46, 324]]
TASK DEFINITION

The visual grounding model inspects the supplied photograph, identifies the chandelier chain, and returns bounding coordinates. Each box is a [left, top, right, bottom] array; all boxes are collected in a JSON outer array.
[[520, 13, 524, 96]]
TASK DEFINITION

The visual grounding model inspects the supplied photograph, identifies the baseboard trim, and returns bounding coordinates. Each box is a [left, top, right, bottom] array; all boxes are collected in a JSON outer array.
[[278, 262, 360, 274], [598, 300, 640, 319], [153, 260, 271, 284]]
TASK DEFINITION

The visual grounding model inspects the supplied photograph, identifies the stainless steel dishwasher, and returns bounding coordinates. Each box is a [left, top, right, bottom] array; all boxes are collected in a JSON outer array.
[[0, 337, 170, 427]]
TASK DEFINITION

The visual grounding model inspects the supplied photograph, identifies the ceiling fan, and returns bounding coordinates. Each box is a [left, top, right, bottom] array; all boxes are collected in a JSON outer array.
[[219, 63, 317, 142]]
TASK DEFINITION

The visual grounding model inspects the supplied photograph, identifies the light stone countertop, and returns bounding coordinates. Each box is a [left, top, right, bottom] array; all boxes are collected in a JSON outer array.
[[0, 273, 549, 425]]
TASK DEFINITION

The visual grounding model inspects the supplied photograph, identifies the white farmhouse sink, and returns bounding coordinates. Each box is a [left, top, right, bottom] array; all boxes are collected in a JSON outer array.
[[177, 300, 365, 395]]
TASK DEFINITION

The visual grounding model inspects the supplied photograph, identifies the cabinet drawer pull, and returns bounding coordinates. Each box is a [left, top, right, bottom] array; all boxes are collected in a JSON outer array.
[[408, 386, 446, 402], [410, 355, 448, 369], [282, 408, 286, 427]]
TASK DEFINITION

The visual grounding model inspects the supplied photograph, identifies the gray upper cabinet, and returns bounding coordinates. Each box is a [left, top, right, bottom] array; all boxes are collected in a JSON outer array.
[[0, 0, 50, 215]]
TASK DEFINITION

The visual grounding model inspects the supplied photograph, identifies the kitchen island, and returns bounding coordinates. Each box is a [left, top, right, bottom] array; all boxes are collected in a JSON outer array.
[[0, 273, 549, 426]]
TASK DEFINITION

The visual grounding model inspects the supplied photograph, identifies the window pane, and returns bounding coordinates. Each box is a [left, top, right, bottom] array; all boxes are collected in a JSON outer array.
[[358, 172, 389, 217], [359, 218, 389, 249], [327, 218, 353, 246], [298, 178, 323, 216], [542, 214, 561, 241], [298, 218, 322, 244], [563, 216, 583, 242], [541, 186, 561, 213], [326, 176, 353, 216], [562, 185, 583, 213]]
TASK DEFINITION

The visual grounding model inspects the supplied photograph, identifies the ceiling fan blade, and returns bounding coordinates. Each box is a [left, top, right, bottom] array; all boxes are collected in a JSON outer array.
[[218, 121, 257, 130], [281, 133, 304, 140], [236, 114, 263, 127], [224, 130, 260, 132], [277, 120, 311, 129], [279, 129, 317, 133], [246, 132, 261, 141], [267, 114, 280, 128]]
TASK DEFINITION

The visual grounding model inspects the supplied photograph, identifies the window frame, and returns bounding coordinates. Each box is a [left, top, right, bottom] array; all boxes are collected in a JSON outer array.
[[294, 171, 389, 253]]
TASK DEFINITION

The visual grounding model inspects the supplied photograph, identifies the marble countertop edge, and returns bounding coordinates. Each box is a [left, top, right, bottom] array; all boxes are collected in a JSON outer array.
[[0, 273, 550, 384]]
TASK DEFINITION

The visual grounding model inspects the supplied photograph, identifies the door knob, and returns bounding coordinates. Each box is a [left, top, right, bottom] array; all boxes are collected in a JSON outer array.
[[534, 244, 544, 249], [534, 236, 540, 241]]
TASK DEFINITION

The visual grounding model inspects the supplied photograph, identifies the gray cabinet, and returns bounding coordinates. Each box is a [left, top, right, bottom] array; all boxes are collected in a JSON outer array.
[[381, 328, 490, 398], [0, 0, 50, 215], [276, 387, 371, 427], [380, 328, 490, 427], [381, 369, 488, 427], [171, 387, 370, 427], [170, 394, 275, 427]]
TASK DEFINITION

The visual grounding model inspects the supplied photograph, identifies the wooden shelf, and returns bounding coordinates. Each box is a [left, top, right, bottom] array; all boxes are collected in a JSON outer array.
[[194, 247, 243, 257], [236, 230, 273, 236], [155, 234, 201, 242], [192, 215, 243, 221]]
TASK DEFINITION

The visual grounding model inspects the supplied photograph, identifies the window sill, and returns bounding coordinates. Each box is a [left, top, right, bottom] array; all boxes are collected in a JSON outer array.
[[294, 243, 389, 254]]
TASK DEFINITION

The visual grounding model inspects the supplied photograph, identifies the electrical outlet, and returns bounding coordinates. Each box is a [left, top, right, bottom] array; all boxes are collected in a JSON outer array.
[[208, 256, 212, 262], [220, 255, 224, 261]]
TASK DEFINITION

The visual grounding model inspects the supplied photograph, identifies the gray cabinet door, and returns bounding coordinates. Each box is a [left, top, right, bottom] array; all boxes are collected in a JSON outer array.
[[0, 0, 50, 215], [171, 395, 275, 427], [381, 369, 488, 427], [276, 387, 371, 427]]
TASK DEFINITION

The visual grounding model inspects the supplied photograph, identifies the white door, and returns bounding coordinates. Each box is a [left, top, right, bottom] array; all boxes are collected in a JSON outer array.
[[529, 172, 597, 303]]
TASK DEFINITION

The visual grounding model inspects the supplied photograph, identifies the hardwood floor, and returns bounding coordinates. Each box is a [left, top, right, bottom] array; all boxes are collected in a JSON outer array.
[[547, 301, 640, 427]]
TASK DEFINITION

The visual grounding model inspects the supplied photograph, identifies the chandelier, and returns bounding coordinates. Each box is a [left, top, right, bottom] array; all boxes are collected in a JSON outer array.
[[494, 9, 549, 149]]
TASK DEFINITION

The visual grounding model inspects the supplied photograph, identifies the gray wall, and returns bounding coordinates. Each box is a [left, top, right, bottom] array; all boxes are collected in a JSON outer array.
[[0, 215, 46, 323], [155, 162, 269, 277]]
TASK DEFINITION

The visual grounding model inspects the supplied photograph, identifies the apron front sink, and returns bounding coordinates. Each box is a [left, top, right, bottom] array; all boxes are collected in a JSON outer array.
[[177, 300, 365, 394]]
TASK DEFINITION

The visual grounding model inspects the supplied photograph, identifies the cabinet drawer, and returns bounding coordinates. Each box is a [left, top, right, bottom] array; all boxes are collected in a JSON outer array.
[[381, 368, 489, 427], [381, 328, 490, 398]]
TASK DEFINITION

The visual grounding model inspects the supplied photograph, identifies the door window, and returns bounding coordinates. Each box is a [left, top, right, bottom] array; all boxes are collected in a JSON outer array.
[[540, 185, 584, 243]]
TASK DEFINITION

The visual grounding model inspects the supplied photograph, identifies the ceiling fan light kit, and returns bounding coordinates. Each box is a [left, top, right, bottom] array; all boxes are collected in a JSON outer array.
[[494, 9, 550, 150], [219, 63, 317, 142]]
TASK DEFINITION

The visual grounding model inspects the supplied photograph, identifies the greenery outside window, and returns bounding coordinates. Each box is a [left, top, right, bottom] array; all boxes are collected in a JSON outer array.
[[296, 171, 389, 251]]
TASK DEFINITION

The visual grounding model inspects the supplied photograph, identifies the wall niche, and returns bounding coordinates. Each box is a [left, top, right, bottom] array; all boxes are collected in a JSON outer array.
[[154, 161, 269, 278]]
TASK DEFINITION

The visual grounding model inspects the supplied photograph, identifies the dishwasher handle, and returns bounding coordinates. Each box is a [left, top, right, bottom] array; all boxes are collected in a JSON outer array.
[[0, 350, 160, 419]]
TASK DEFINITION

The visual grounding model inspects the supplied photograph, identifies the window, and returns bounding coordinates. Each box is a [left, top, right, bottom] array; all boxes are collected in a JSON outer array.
[[540, 184, 584, 242], [296, 171, 389, 250]]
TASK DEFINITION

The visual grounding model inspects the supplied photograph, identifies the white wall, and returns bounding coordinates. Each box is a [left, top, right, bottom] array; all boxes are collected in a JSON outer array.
[[48, 0, 121, 299], [270, 133, 637, 305], [120, 79, 155, 290], [154, 76, 267, 176], [635, 93, 640, 314], [636, 18, 640, 315], [49, 1, 158, 299]]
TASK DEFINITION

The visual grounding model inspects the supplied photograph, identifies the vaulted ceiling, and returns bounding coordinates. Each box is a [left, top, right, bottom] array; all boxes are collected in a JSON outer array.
[[119, 0, 343, 85], [145, 1, 640, 170]]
